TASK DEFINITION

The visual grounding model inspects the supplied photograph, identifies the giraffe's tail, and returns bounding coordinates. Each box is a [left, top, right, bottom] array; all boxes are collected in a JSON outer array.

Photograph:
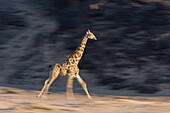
[[48, 65, 53, 70]]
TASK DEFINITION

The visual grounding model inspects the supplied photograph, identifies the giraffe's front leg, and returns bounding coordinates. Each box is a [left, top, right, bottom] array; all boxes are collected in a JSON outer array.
[[76, 75, 92, 100], [66, 76, 75, 100]]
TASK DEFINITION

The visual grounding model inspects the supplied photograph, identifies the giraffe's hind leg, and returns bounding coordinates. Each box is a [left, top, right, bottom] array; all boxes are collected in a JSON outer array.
[[37, 78, 49, 98], [76, 75, 92, 100], [43, 76, 56, 97], [37, 67, 60, 98]]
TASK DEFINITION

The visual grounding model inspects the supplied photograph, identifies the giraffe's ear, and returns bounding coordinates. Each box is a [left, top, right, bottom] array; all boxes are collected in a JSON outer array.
[[86, 29, 91, 34]]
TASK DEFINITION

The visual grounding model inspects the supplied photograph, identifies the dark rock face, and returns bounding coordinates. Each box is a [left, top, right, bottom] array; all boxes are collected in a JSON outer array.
[[130, 84, 160, 94], [0, 0, 170, 94], [98, 76, 126, 86]]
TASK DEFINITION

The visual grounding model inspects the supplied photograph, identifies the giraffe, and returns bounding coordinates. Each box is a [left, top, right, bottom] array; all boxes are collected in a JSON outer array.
[[37, 30, 97, 100]]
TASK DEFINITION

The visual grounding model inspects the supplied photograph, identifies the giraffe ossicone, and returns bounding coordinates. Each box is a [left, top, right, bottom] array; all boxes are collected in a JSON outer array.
[[37, 30, 97, 100]]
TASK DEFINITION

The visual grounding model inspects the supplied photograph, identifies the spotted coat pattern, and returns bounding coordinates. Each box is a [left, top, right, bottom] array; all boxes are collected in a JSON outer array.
[[37, 30, 97, 100]]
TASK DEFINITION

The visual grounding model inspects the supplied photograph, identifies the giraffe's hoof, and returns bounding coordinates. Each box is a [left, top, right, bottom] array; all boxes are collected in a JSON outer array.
[[88, 96, 92, 100], [67, 98, 75, 100], [36, 95, 40, 98], [89, 98, 92, 100], [36, 94, 42, 98], [66, 96, 75, 100]]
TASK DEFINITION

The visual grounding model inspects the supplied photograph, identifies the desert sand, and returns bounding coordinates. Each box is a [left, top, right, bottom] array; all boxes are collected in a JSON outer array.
[[0, 86, 170, 113]]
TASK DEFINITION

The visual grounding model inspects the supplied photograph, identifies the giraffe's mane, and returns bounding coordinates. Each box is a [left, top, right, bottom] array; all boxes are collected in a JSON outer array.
[[67, 34, 87, 58]]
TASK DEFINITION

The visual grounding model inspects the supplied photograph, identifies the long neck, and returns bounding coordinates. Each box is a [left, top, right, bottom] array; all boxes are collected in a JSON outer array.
[[67, 35, 88, 64]]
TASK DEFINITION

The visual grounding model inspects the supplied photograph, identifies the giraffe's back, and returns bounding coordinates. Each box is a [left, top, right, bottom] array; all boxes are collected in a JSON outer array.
[[57, 62, 69, 77]]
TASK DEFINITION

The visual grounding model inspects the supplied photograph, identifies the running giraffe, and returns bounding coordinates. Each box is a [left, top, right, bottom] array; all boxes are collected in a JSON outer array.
[[37, 30, 97, 100]]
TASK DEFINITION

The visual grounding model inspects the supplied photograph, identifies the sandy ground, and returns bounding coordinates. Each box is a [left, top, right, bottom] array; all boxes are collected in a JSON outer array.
[[0, 86, 170, 113]]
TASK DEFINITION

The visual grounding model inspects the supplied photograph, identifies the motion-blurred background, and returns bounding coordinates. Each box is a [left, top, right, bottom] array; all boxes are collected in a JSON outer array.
[[0, 0, 170, 95]]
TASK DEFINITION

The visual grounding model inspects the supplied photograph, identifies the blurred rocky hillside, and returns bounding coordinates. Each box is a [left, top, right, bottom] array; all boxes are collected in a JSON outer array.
[[0, 0, 170, 94]]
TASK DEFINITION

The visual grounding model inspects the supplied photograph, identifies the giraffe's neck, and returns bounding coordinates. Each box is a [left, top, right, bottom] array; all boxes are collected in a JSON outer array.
[[67, 35, 88, 65]]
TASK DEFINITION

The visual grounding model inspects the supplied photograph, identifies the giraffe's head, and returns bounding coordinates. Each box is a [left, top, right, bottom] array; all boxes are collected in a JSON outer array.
[[86, 29, 97, 40]]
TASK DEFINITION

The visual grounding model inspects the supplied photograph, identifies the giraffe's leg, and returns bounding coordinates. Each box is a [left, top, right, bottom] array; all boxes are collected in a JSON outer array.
[[37, 69, 60, 98], [76, 75, 92, 100], [37, 78, 49, 98], [43, 77, 56, 97], [66, 76, 75, 100]]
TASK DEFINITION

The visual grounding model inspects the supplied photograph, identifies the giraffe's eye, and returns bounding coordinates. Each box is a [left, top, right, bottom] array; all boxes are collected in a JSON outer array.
[[87, 34, 90, 36]]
